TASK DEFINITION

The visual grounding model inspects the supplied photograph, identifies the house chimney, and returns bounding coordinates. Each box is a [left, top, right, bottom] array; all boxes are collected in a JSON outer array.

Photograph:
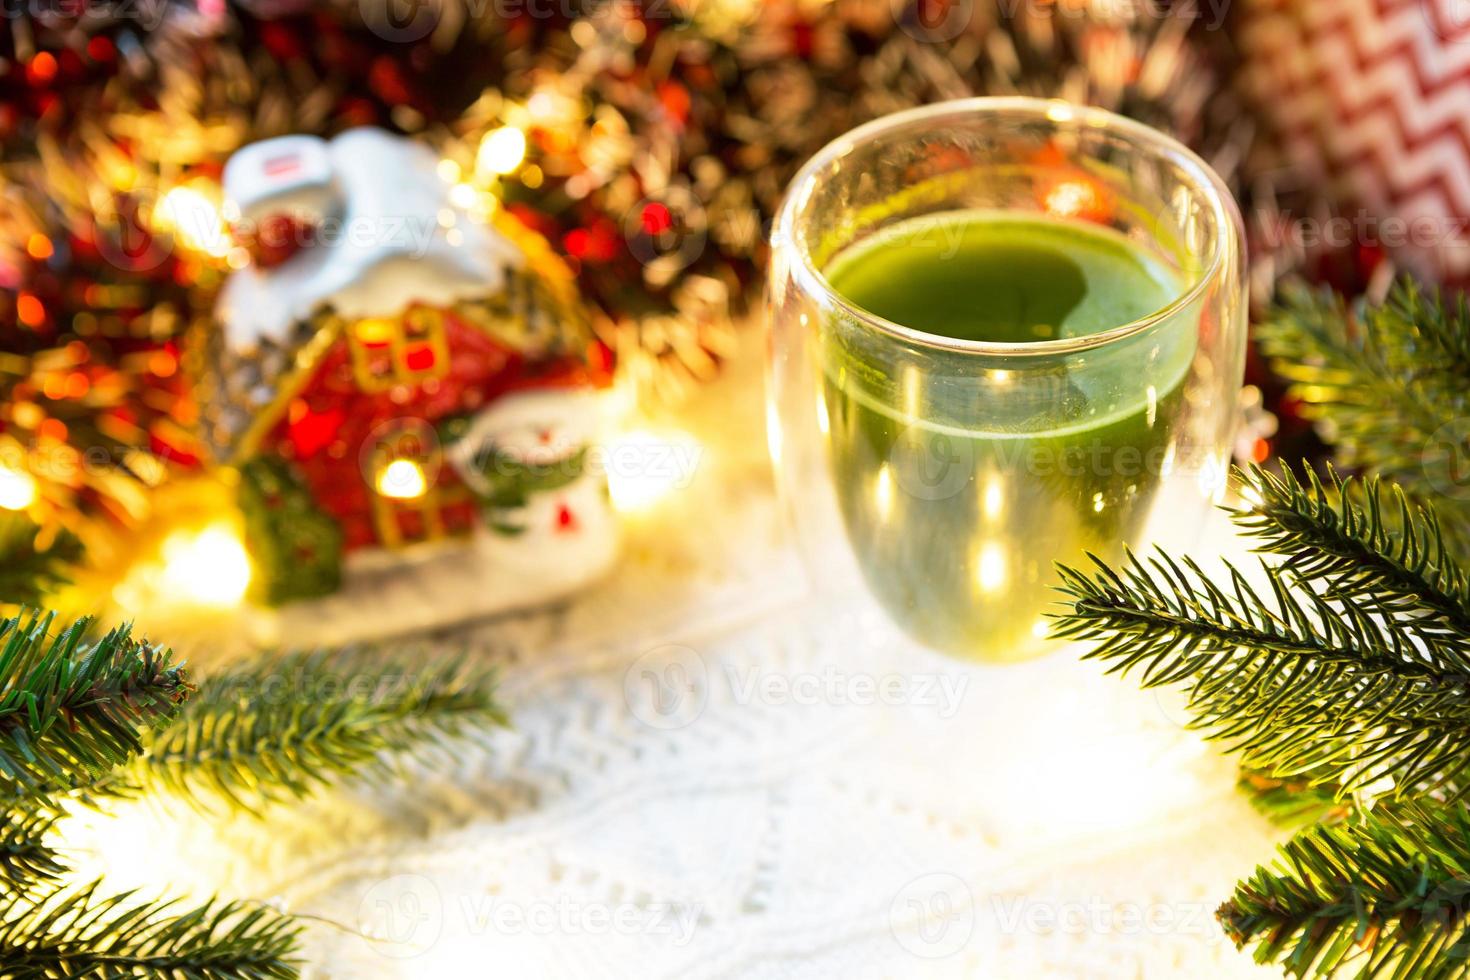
[[222, 135, 343, 268]]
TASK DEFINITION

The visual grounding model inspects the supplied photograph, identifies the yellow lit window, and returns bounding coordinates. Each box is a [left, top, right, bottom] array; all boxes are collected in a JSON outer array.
[[367, 449, 476, 550], [348, 308, 450, 391]]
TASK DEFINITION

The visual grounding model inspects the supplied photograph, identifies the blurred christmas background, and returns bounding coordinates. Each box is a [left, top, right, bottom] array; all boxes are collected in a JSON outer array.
[[1, 0, 1468, 609]]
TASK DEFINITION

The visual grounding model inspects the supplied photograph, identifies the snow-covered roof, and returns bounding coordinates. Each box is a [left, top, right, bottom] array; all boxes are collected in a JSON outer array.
[[216, 128, 524, 351], [198, 128, 593, 466]]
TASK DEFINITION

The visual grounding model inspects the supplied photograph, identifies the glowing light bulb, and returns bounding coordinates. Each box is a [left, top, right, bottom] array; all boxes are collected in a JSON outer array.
[[377, 459, 428, 500], [0, 466, 37, 511], [159, 524, 251, 608], [477, 127, 527, 177]]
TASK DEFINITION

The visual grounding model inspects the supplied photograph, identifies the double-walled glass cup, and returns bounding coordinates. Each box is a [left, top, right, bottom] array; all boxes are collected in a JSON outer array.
[[767, 97, 1246, 663]]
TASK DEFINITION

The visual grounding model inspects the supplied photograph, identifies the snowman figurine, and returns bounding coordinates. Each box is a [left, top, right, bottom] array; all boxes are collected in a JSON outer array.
[[198, 128, 619, 642]]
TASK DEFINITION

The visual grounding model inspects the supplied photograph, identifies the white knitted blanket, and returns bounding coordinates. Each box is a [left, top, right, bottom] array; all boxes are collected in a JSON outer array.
[[75, 350, 1284, 979]]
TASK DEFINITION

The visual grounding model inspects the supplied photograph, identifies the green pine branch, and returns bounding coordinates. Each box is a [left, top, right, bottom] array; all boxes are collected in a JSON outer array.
[[1220, 801, 1470, 979], [1232, 464, 1470, 644], [136, 648, 509, 815], [0, 881, 300, 979], [0, 613, 190, 798], [0, 514, 81, 607], [1257, 280, 1470, 534], [1052, 545, 1470, 800], [1057, 280, 1470, 978], [1239, 768, 1351, 831], [0, 808, 63, 891]]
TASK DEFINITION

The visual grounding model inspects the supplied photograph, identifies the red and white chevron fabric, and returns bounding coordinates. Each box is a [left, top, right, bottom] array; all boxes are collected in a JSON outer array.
[[1239, 0, 1470, 284]]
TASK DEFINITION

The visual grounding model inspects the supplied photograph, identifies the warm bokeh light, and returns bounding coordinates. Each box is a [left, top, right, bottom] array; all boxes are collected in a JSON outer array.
[[974, 540, 1007, 593], [1044, 178, 1103, 219], [16, 293, 46, 327], [981, 474, 1004, 521], [155, 183, 231, 258], [354, 318, 396, 344], [874, 464, 894, 521], [26, 233, 53, 260], [158, 524, 252, 607], [0, 465, 38, 511], [477, 126, 527, 177], [606, 429, 700, 513]]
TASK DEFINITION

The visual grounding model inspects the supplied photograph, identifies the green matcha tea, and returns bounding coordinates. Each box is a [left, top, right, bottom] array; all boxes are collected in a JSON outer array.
[[821, 212, 1193, 659]]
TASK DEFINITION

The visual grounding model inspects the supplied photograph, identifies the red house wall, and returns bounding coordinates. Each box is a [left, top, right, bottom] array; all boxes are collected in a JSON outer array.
[[261, 309, 592, 551]]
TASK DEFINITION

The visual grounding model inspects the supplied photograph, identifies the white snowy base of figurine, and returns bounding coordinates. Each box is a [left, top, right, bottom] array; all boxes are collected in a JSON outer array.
[[248, 476, 619, 648]]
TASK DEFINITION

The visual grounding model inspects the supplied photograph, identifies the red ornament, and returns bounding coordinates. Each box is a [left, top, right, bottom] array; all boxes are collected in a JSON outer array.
[[640, 202, 674, 236]]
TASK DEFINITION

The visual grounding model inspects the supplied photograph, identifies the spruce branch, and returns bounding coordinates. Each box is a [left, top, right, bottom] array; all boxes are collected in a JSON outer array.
[[1052, 550, 1470, 799], [1220, 802, 1470, 979], [1386, 279, 1470, 369], [0, 881, 300, 979], [0, 613, 190, 798], [0, 514, 80, 607], [0, 808, 63, 890], [136, 648, 509, 815], [1232, 464, 1470, 642], [1256, 280, 1470, 533], [1239, 768, 1351, 831]]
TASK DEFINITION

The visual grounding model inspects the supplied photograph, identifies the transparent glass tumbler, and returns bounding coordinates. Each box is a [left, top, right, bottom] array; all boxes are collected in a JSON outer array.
[[766, 97, 1247, 662]]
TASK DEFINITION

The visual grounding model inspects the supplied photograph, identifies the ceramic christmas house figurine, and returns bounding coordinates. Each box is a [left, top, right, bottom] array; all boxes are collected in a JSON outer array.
[[198, 128, 618, 636]]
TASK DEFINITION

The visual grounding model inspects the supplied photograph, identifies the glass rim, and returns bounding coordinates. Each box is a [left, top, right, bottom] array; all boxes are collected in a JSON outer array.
[[773, 96, 1244, 357]]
